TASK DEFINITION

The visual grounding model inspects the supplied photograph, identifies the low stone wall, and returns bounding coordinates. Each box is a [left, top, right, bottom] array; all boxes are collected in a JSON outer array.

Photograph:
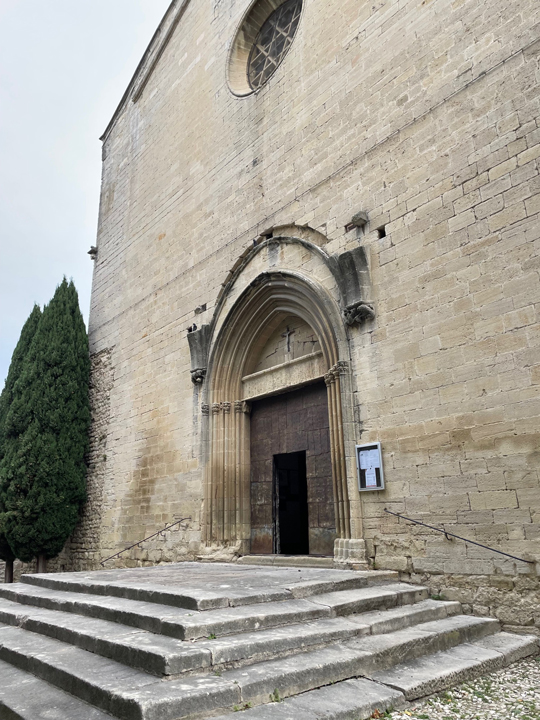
[[402, 570, 540, 637], [0, 559, 36, 584], [370, 534, 540, 634]]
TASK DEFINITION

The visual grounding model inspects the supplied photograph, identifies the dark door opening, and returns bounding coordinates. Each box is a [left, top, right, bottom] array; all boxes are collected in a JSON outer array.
[[273, 451, 309, 555]]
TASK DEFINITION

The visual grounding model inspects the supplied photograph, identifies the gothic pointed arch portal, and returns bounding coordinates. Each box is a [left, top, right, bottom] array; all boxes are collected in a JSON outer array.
[[203, 270, 353, 554]]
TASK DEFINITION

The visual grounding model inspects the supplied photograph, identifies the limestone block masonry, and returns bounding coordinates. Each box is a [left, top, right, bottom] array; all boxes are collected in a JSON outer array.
[[65, 0, 540, 630]]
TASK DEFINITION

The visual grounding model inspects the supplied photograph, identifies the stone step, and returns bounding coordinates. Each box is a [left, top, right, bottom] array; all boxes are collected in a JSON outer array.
[[19, 563, 398, 610], [370, 631, 540, 700], [221, 615, 500, 707], [0, 614, 501, 720], [196, 599, 460, 669], [0, 593, 459, 675], [0, 581, 427, 641], [212, 677, 407, 719], [307, 583, 429, 615], [0, 596, 210, 676], [210, 633, 539, 719], [0, 658, 116, 719]]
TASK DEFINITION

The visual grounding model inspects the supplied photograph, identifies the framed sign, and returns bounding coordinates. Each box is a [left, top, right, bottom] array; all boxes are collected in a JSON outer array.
[[356, 442, 384, 492]]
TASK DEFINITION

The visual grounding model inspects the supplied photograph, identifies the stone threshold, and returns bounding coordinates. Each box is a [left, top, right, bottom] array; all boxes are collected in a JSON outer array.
[[238, 555, 336, 569]]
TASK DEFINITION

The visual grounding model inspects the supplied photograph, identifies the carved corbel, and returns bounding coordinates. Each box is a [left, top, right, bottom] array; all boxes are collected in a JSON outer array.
[[328, 247, 375, 328], [187, 324, 211, 385], [343, 301, 375, 326], [191, 368, 207, 384]]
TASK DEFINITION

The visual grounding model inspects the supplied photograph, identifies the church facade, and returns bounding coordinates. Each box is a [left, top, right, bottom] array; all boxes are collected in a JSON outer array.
[[75, 0, 539, 629]]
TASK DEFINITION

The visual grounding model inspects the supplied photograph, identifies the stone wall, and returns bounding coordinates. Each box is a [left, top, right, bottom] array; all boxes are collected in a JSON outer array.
[[64, 348, 115, 570], [78, 0, 540, 622]]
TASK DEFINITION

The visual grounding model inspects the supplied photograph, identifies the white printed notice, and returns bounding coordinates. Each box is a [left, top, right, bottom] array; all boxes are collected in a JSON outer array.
[[359, 448, 380, 488]]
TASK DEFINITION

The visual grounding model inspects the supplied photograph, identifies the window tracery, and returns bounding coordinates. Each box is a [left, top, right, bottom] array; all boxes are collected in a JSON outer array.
[[247, 0, 302, 90]]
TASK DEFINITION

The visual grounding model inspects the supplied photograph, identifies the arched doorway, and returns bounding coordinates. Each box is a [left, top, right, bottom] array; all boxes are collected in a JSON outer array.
[[202, 269, 354, 555]]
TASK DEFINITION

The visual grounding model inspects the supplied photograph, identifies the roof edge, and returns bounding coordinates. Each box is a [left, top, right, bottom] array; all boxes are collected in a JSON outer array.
[[100, 0, 192, 144]]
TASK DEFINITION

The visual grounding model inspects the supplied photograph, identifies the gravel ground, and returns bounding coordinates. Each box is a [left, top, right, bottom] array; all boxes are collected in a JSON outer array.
[[381, 656, 540, 720]]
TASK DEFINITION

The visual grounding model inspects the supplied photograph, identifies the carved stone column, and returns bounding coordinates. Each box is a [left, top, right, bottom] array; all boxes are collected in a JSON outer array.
[[235, 401, 251, 550], [201, 404, 210, 543], [204, 398, 252, 546], [325, 362, 351, 539], [221, 402, 233, 542], [210, 403, 223, 541]]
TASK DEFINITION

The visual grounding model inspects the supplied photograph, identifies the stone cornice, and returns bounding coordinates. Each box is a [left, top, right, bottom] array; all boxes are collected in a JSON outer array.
[[100, 0, 191, 143]]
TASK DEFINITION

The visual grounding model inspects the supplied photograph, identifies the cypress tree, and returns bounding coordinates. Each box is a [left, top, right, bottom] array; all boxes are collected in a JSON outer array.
[[0, 280, 90, 570], [0, 305, 42, 582]]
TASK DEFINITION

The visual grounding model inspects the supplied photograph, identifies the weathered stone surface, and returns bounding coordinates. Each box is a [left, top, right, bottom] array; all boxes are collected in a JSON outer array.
[[212, 678, 405, 720], [0, 565, 536, 719], [475, 631, 540, 664], [372, 644, 505, 700], [20, 563, 379, 608], [0, 658, 114, 719], [371, 633, 539, 700], [310, 583, 429, 615], [348, 598, 461, 635], [0, 597, 211, 676], [198, 617, 368, 666]]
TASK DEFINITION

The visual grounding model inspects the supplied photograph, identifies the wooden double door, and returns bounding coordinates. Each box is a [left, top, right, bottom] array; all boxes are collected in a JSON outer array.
[[249, 382, 336, 556]]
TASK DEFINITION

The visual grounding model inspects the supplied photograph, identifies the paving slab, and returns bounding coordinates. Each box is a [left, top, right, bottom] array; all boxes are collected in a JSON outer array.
[[20, 562, 397, 609], [237, 555, 335, 568]]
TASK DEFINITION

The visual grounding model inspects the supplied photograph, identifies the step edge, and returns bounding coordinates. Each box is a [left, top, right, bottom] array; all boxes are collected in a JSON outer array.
[[0, 612, 500, 713], [0, 597, 461, 676]]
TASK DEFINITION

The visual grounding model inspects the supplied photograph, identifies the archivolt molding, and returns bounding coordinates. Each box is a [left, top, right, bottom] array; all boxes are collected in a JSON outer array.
[[186, 235, 373, 397], [201, 265, 356, 548], [211, 234, 373, 358], [213, 234, 338, 325]]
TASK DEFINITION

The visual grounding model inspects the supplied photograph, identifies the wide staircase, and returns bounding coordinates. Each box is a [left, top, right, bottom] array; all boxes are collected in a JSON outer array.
[[0, 562, 536, 719]]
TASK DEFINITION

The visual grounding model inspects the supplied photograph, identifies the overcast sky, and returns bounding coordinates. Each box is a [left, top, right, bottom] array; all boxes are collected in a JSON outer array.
[[0, 0, 171, 387]]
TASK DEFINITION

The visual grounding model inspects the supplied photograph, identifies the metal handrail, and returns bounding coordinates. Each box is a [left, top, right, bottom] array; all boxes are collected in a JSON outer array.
[[384, 509, 535, 565], [100, 517, 191, 566]]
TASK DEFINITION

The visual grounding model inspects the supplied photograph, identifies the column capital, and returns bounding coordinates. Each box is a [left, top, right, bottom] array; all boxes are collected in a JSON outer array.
[[234, 400, 251, 415]]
